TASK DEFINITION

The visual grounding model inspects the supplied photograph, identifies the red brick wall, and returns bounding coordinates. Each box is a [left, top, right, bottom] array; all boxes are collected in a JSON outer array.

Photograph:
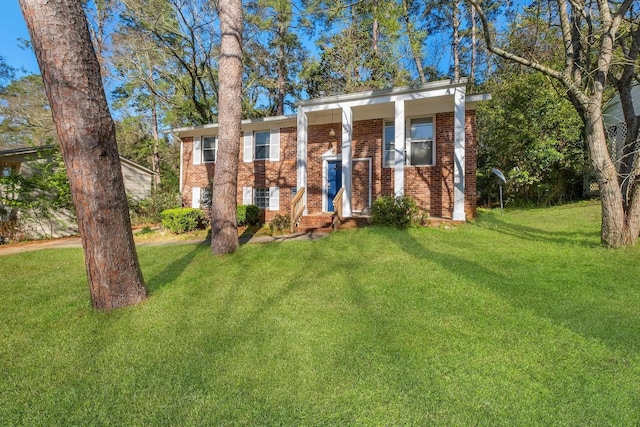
[[181, 127, 297, 221], [181, 110, 478, 221], [181, 136, 215, 207], [306, 122, 341, 213]]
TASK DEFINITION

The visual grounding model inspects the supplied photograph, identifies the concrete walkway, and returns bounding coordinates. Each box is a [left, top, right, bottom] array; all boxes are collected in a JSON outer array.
[[0, 231, 330, 257]]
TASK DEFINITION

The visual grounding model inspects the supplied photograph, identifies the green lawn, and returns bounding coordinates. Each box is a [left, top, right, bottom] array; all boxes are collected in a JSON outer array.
[[1, 201, 639, 425]]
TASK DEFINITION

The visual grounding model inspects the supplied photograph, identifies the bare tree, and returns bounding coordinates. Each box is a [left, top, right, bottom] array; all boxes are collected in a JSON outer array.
[[19, 0, 147, 308], [468, 0, 640, 248], [211, 0, 243, 255]]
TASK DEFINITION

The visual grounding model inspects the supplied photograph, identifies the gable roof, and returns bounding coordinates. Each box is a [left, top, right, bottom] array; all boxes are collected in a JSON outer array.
[[603, 85, 640, 127], [0, 145, 157, 176]]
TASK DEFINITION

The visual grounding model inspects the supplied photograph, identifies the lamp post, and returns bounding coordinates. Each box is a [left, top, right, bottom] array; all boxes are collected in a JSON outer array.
[[492, 168, 506, 215]]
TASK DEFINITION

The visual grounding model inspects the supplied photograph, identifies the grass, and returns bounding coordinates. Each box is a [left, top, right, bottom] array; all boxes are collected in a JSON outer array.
[[1, 200, 639, 425]]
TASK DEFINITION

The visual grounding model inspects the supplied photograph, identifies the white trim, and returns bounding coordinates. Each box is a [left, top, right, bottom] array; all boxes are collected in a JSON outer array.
[[406, 116, 436, 167], [243, 133, 253, 162], [179, 139, 184, 193], [296, 79, 468, 107], [453, 86, 466, 221], [394, 100, 405, 197], [192, 187, 201, 208], [269, 186, 280, 211], [269, 128, 280, 161], [193, 136, 202, 165], [297, 110, 308, 214], [242, 187, 252, 205], [202, 136, 217, 163], [341, 106, 353, 217]]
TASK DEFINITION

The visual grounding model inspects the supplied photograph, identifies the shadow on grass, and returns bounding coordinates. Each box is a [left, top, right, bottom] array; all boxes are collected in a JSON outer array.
[[145, 240, 210, 293], [376, 227, 638, 354], [474, 215, 601, 247]]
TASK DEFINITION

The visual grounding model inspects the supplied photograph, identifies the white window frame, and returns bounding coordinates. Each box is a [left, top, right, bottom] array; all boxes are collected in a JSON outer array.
[[254, 187, 270, 208], [407, 116, 435, 167], [383, 120, 395, 168], [254, 131, 270, 160], [202, 136, 217, 163], [243, 129, 280, 162], [243, 186, 280, 211]]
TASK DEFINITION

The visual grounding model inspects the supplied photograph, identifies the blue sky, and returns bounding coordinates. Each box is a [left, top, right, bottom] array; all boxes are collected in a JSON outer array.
[[1, 2, 39, 74]]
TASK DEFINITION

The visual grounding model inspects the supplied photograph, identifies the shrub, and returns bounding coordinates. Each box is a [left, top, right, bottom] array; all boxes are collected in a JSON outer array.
[[370, 195, 419, 228], [129, 188, 180, 225], [237, 204, 262, 226], [160, 208, 205, 234], [269, 214, 291, 234]]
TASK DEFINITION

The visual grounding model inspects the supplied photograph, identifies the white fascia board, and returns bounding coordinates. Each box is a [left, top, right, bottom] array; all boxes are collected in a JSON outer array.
[[172, 114, 297, 138], [298, 87, 460, 114], [296, 78, 467, 108]]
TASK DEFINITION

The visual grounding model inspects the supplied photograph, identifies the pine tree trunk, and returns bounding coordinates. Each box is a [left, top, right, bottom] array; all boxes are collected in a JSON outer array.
[[470, 6, 476, 85], [151, 99, 161, 186], [452, 2, 460, 80], [276, 20, 286, 116], [19, 0, 147, 309], [212, 0, 243, 255]]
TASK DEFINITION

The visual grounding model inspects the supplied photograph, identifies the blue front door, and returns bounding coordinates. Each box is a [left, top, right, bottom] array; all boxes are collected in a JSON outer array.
[[327, 160, 342, 211]]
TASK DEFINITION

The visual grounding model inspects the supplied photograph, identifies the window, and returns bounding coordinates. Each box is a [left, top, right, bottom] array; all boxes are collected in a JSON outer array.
[[254, 131, 270, 160], [202, 137, 216, 163], [254, 187, 270, 209], [2, 166, 13, 177], [383, 121, 395, 168], [409, 117, 434, 166]]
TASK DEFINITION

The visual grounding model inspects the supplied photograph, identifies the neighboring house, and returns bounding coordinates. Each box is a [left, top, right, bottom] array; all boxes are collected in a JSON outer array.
[[602, 85, 640, 161], [0, 145, 157, 238], [174, 79, 488, 228]]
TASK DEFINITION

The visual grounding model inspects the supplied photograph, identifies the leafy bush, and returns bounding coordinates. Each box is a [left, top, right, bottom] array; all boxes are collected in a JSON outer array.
[[269, 214, 291, 234], [161, 208, 205, 234], [129, 187, 180, 225], [370, 195, 419, 228], [237, 204, 262, 226]]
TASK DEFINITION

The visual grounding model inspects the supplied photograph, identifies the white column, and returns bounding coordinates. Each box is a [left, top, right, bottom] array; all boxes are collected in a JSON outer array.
[[453, 86, 466, 221], [297, 108, 308, 214], [341, 105, 352, 217], [394, 100, 405, 197]]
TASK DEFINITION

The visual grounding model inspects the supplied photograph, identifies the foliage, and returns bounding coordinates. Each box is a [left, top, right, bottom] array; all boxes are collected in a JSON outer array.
[[2, 202, 640, 424], [160, 207, 205, 233], [370, 195, 419, 227], [477, 72, 585, 206], [268, 213, 291, 234], [129, 187, 180, 225], [0, 74, 57, 149], [0, 148, 73, 241], [237, 204, 262, 226]]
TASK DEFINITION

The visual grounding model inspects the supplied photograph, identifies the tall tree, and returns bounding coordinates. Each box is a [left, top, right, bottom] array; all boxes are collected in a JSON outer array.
[[0, 74, 57, 149], [245, 0, 305, 116], [211, 0, 243, 255], [19, 0, 147, 308], [468, 0, 640, 248]]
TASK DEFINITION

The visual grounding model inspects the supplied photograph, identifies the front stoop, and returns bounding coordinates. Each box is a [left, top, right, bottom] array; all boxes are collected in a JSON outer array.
[[294, 213, 370, 233], [295, 213, 334, 233]]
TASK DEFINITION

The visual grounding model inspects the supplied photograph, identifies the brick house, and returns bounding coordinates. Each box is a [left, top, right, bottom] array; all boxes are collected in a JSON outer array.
[[174, 79, 487, 227]]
